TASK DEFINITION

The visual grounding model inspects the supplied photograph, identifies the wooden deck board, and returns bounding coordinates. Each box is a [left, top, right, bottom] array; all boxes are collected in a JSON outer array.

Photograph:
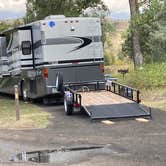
[[79, 91, 134, 107]]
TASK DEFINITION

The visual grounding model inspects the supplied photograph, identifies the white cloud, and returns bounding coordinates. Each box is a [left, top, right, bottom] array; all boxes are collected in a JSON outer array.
[[103, 0, 130, 13], [0, 0, 26, 12]]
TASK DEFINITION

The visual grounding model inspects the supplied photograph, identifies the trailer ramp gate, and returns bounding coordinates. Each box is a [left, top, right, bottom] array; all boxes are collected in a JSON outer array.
[[80, 91, 150, 120]]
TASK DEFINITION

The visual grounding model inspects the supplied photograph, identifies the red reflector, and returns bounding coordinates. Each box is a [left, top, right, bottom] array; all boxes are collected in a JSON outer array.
[[43, 68, 48, 78], [73, 103, 80, 108], [101, 64, 105, 73]]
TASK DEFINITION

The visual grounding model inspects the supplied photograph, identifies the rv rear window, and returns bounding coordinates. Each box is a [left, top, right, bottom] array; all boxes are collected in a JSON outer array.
[[21, 41, 32, 55]]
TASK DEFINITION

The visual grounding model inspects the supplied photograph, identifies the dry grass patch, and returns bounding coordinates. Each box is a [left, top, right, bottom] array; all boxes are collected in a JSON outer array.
[[141, 88, 166, 111], [0, 98, 51, 129]]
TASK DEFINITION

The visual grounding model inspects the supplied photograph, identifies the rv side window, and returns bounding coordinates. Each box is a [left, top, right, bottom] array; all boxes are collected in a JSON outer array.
[[21, 41, 32, 55]]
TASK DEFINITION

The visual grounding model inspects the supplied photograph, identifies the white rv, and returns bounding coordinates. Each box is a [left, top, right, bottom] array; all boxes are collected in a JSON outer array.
[[0, 15, 104, 102]]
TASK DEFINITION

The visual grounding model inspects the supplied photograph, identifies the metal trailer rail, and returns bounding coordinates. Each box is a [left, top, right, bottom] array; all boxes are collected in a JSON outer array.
[[65, 82, 151, 120], [106, 81, 141, 103]]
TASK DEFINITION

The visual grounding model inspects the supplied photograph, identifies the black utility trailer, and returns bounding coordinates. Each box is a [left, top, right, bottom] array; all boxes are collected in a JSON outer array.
[[64, 81, 151, 120]]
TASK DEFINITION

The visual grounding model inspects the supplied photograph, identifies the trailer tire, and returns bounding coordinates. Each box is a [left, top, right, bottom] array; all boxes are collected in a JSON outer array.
[[64, 98, 73, 115], [55, 73, 64, 93]]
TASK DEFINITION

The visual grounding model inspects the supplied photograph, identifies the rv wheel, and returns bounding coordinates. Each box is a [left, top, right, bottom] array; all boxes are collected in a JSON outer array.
[[43, 98, 49, 105], [55, 73, 64, 93], [21, 82, 28, 102], [64, 97, 73, 115]]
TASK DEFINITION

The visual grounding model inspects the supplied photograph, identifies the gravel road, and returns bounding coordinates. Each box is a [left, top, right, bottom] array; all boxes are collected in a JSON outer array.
[[0, 103, 166, 166]]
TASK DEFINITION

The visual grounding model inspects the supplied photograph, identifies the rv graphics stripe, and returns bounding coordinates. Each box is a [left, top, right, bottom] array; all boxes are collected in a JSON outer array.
[[21, 64, 34, 68], [0, 62, 8, 65], [58, 58, 104, 64], [46, 37, 82, 45], [8, 58, 38, 65], [35, 58, 104, 67], [70, 37, 92, 52], [8, 64, 33, 71], [33, 36, 102, 50]]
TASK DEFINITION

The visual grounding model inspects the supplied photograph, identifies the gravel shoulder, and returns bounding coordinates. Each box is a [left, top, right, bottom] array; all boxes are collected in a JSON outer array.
[[0, 103, 166, 165]]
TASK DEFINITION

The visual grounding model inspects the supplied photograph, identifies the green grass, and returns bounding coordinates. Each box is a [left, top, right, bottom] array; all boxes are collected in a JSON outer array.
[[115, 63, 166, 89], [105, 63, 166, 111], [0, 98, 51, 129]]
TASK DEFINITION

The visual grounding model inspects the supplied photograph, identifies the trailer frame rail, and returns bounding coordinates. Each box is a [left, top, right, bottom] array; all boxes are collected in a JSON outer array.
[[106, 81, 141, 103]]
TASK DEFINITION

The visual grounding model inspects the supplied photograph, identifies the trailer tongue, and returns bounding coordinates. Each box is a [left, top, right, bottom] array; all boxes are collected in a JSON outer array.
[[64, 82, 151, 120]]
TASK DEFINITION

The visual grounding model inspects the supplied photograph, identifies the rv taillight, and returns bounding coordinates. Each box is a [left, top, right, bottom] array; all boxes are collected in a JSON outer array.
[[43, 68, 48, 78], [101, 64, 105, 73]]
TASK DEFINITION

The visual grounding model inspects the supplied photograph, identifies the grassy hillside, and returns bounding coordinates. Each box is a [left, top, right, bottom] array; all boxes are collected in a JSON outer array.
[[104, 19, 129, 65], [104, 19, 166, 111]]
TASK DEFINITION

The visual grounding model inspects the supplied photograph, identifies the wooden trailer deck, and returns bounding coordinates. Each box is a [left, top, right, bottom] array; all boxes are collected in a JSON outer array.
[[79, 91, 150, 120]]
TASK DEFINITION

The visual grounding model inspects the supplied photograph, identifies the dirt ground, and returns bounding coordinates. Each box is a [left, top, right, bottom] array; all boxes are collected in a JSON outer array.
[[0, 102, 166, 166]]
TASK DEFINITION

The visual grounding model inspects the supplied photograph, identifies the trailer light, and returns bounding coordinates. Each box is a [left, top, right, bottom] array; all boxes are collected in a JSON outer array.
[[43, 68, 48, 78], [101, 64, 105, 73], [73, 103, 80, 108]]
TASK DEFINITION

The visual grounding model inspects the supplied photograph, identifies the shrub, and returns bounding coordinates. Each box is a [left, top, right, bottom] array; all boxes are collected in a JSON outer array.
[[117, 63, 166, 89]]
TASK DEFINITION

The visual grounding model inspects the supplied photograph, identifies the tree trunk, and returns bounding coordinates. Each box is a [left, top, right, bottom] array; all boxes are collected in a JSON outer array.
[[129, 0, 143, 68]]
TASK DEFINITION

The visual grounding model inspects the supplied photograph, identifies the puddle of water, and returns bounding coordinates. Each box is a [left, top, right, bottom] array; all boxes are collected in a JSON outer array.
[[11, 145, 126, 164]]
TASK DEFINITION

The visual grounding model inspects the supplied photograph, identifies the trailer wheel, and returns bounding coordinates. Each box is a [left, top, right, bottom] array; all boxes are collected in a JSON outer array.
[[64, 98, 73, 115], [55, 73, 64, 93]]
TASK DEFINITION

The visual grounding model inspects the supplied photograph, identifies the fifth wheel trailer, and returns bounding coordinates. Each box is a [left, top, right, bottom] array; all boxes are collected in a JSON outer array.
[[0, 15, 104, 102]]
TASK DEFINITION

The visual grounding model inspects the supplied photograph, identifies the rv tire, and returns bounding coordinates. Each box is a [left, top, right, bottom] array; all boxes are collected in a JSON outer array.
[[55, 73, 64, 93], [21, 81, 28, 102], [43, 98, 49, 105]]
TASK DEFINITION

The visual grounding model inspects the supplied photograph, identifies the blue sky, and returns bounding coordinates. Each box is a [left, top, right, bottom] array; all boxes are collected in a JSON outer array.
[[0, 0, 130, 20]]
